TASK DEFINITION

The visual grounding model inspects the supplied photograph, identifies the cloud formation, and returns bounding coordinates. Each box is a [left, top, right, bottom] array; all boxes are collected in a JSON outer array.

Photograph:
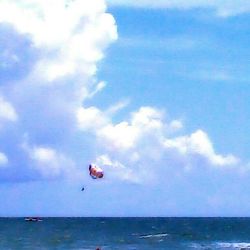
[[0, 0, 243, 185], [0, 0, 117, 81], [77, 105, 239, 183], [163, 130, 239, 167], [106, 0, 250, 17], [0, 0, 117, 181]]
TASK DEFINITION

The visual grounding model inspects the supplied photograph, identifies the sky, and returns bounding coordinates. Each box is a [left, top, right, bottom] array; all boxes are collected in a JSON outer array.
[[0, 0, 250, 217]]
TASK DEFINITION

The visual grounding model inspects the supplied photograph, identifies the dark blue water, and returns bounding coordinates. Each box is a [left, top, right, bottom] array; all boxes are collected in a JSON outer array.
[[1, 218, 250, 249]]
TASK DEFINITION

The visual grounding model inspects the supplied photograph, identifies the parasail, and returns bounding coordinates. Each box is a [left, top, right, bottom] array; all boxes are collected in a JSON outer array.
[[89, 164, 104, 179]]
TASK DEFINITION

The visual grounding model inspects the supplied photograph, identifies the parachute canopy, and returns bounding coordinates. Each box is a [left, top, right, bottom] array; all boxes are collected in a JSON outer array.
[[89, 164, 104, 179]]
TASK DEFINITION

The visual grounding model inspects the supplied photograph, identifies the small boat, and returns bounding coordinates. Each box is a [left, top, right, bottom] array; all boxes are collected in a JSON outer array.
[[25, 217, 43, 222]]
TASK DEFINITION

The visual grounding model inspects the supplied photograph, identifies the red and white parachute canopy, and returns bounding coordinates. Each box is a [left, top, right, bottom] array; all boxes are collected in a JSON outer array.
[[89, 164, 104, 179]]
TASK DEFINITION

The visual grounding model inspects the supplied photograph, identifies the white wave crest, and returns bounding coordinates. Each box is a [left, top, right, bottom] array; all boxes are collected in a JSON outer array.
[[217, 242, 250, 249], [139, 233, 168, 239]]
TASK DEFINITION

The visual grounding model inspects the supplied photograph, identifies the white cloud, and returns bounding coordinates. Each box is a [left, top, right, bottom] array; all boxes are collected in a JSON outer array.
[[131, 107, 163, 130], [0, 0, 119, 182], [106, 0, 250, 17], [0, 152, 8, 166], [164, 130, 239, 167], [0, 95, 18, 123], [0, 0, 244, 186], [22, 142, 76, 179], [0, 0, 117, 82], [96, 107, 164, 151], [77, 106, 109, 131], [76, 99, 130, 135], [77, 105, 240, 183], [98, 122, 139, 150]]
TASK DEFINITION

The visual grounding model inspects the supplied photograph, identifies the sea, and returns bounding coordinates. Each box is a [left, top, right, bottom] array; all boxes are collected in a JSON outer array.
[[1, 217, 250, 249]]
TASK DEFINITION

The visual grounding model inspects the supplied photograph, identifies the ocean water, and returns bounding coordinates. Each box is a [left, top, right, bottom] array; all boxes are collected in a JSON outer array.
[[1, 217, 250, 249]]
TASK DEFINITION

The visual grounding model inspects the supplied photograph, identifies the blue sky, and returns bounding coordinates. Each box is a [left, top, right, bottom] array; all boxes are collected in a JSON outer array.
[[0, 0, 250, 216], [100, 7, 250, 158]]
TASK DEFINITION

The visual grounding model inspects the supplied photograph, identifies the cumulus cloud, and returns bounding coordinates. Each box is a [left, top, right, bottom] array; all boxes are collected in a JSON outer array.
[[77, 106, 110, 131], [106, 0, 250, 17], [77, 105, 240, 183], [0, 0, 117, 139], [0, 0, 117, 82], [0, 0, 117, 181], [163, 130, 239, 167], [0, 0, 244, 186], [97, 107, 164, 151]]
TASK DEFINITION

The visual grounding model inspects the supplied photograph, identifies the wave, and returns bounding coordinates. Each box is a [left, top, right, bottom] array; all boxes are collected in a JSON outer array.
[[217, 242, 250, 249], [190, 242, 250, 249], [139, 233, 168, 239]]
